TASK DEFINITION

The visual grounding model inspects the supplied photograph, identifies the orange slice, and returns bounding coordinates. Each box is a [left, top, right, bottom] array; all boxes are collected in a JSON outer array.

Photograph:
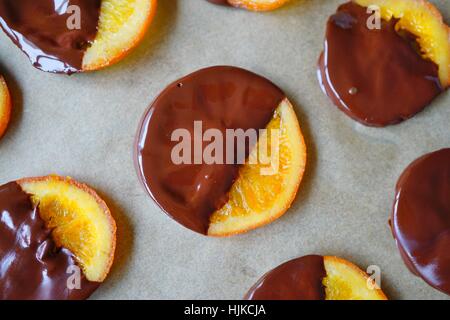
[[208, 98, 306, 236], [0, 76, 11, 139], [83, 0, 157, 71], [354, 0, 450, 87], [18, 176, 116, 282], [228, 0, 290, 11], [323, 256, 388, 300]]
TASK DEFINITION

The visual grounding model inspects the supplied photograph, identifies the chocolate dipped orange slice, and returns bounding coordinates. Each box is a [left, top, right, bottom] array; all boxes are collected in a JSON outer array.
[[245, 255, 388, 300], [0, 0, 157, 74], [135, 66, 307, 236], [0, 76, 11, 139], [318, 0, 449, 127], [0, 175, 116, 299]]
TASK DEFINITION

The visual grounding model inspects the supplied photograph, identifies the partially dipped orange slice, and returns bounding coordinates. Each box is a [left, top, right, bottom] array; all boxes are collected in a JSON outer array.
[[318, 0, 449, 127], [0, 0, 157, 73], [1, 176, 116, 299], [246, 255, 388, 300], [135, 66, 306, 236]]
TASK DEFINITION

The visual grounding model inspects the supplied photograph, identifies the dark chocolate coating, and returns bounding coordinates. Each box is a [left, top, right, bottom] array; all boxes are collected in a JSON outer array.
[[392, 149, 450, 296], [207, 0, 232, 6], [135, 66, 285, 235], [245, 255, 327, 300], [0, 0, 101, 73], [318, 2, 443, 127], [0, 182, 99, 300]]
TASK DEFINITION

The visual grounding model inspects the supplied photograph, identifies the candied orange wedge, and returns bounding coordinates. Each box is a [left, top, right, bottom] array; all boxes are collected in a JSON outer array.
[[323, 256, 388, 300], [18, 176, 116, 282], [83, 0, 157, 71], [208, 98, 306, 236], [0, 76, 11, 139], [355, 0, 450, 87], [228, 0, 290, 11]]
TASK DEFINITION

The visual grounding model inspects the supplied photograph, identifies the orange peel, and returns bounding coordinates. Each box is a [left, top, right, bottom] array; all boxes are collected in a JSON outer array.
[[323, 256, 388, 300]]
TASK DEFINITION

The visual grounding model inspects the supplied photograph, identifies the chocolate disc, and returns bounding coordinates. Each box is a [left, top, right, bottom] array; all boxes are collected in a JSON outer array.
[[392, 149, 450, 295], [318, 2, 443, 127], [0, 0, 101, 73], [0, 182, 99, 300], [135, 66, 285, 235], [245, 255, 327, 300]]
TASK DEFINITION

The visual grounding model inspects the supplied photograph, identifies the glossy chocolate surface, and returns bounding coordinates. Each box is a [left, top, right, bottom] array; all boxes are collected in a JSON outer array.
[[0, 182, 99, 300], [0, 0, 101, 73], [392, 149, 450, 295], [207, 0, 231, 6], [245, 255, 327, 300], [318, 2, 443, 127], [135, 66, 285, 234]]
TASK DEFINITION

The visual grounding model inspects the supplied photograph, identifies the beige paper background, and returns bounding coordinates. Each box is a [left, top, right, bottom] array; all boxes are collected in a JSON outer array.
[[0, 0, 449, 300]]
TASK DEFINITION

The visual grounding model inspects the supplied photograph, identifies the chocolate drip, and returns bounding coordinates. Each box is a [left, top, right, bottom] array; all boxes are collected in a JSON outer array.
[[0, 0, 101, 73], [318, 2, 443, 127], [245, 255, 327, 300], [0, 182, 99, 300], [135, 66, 285, 234], [392, 149, 450, 296], [207, 0, 232, 6]]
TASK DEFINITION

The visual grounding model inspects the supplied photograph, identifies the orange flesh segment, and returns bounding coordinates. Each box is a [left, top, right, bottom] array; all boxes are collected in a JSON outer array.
[[355, 0, 450, 87], [83, 0, 157, 71], [18, 176, 116, 282], [208, 99, 306, 236]]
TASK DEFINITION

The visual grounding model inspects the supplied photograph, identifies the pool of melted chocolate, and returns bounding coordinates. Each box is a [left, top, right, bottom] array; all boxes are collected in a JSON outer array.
[[0, 181, 99, 300]]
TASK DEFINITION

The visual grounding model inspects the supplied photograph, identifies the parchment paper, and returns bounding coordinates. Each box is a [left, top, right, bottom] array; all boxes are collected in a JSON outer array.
[[0, 0, 449, 300]]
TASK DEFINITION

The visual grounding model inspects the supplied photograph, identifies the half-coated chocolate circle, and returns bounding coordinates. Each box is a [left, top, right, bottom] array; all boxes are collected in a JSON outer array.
[[0, 181, 99, 300], [135, 66, 285, 234], [392, 148, 450, 295], [318, 2, 444, 127]]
